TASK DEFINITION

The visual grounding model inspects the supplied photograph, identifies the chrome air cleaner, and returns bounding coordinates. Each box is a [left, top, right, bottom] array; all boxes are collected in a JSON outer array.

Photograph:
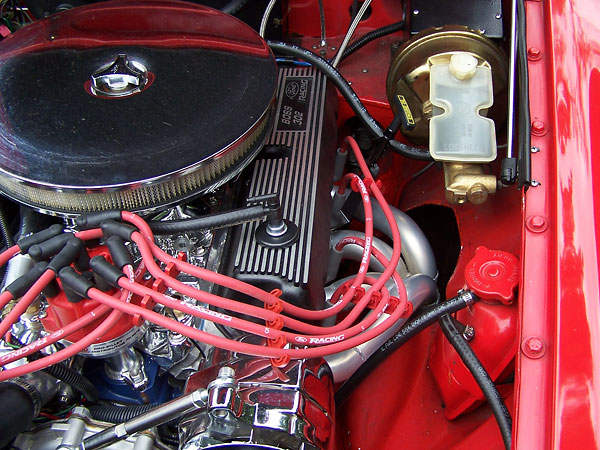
[[0, 0, 277, 215]]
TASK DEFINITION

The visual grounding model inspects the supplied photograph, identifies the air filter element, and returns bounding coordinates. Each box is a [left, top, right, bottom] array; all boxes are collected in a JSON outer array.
[[0, 1, 277, 216]]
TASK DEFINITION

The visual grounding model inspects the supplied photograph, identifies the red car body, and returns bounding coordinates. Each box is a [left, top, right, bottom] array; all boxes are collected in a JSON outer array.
[[288, 0, 600, 448]]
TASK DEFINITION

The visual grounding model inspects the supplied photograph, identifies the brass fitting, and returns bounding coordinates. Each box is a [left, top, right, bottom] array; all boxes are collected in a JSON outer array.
[[444, 163, 497, 205]]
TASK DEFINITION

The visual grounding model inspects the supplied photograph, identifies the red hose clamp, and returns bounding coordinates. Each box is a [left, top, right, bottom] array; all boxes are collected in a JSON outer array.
[[267, 335, 286, 348], [270, 355, 290, 368]]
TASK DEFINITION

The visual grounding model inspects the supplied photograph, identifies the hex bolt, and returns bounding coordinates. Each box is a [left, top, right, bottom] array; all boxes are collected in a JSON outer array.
[[462, 325, 475, 342], [532, 120, 546, 136], [531, 146, 540, 153], [467, 183, 488, 205], [218, 366, 235, 379], [413, 9, 420, 15], [526, 215, 547, 233], [522, 336, 545, 359], [530, 180, 541, 187], [527, 47, 542, 60]]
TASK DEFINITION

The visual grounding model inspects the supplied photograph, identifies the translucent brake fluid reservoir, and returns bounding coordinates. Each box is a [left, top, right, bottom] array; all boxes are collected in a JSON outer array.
[[429, 53, 497, 162]]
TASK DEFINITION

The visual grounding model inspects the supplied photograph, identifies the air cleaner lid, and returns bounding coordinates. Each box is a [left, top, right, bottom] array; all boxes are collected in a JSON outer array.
[[0, 0, 277, 214]]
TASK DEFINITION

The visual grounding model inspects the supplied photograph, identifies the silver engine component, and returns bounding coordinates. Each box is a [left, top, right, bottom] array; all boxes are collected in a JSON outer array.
[[180, 347, 335, 450], [12, 407, 158, 450], [324, 273, 437, 383]]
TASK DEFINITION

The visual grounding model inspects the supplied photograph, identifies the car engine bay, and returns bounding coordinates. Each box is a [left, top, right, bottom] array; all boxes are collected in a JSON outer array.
[[0, 0, 528, 449]]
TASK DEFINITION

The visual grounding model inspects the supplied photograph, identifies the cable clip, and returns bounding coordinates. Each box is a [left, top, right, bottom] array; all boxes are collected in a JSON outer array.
[[133, 294, 155, 327], [350, 177, 362, 193], [399, 299, 413, 318], [267, 334, 290, 368], [351, 286, 366, 303], [265, 289, 283, 313], [266, 317, 284, 330]]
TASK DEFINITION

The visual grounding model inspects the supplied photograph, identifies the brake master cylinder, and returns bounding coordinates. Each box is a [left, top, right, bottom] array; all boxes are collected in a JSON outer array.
[[429, 52, 498, 204], [386, 27, 507, 205]]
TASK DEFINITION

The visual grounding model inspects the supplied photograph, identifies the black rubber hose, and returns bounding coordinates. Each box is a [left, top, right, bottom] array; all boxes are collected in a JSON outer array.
[[90, 404, 158, 423], [267, 41, 433, 161], [89, 404, 180, 428], [340, 21, 404, 61], [42, 362, 98, 403], [149, 204, 268, 234], [335, 291, 478, 405], [158, 424, 180, 446], [438, 314, 512, 450], [18, 205, 44, 241], [220, 0, 248, 14], [0, 382, 36, 448], [0, 202, 14, 247]]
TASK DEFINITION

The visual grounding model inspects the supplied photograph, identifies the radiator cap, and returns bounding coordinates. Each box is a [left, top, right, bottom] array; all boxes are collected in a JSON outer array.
[[464, 246, 519, 304]]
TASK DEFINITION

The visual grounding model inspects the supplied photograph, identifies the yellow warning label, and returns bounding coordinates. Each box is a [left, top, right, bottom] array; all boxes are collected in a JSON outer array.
[[397, 95, 415, 126]]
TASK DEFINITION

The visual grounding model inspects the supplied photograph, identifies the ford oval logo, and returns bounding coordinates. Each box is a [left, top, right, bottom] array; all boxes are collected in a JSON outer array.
[[285, 81, 300, 99]]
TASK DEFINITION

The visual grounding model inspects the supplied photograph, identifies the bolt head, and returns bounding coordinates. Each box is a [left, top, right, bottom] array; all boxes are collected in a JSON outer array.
[[522, 336, 545, 359], [527, 215, 547, 233], [463, 325, 475, 341], [467, 183, 488, 205], [527, 337, 543, 352], [218, 366, 235, 378], [532, 120, 546, 136], [527, 47, 542, 60]]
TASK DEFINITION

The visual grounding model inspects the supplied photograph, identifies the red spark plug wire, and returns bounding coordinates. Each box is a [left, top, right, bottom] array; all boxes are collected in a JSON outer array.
[[334, 235, 404, 291], [86, 279, 407, 359], [0, 308, 122, 382], [122, 136, 405, 322], [0, 245, 19, 267], [131, 231, 392, 336], [0, 135, 411, 374], [0, 268, 56, 339], [0, 290, 13, 311], [0, 304, 110, 367], [115, 274, 392, 346], [0, 266, 134, 378], [121, 172, 377, 321]]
